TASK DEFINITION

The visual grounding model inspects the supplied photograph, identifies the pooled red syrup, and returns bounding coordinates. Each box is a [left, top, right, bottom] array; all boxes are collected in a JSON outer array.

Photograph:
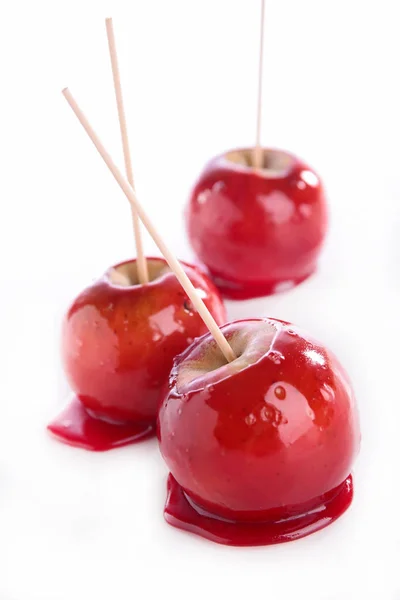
[[164, 474, 353, 547], [47, 397, 154, 451]]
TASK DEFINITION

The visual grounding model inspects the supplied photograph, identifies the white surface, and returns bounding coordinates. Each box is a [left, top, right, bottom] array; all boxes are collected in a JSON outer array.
[[1, 0, 399, 599]]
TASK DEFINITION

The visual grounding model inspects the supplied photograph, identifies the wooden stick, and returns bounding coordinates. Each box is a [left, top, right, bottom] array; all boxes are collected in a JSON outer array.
[[62, 88, 235, 363], [105, 17, 149, 284], [253, 0, 265, 169]]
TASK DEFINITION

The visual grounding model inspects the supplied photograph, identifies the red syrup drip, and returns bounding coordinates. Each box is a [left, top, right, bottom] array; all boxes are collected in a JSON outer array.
[[208, 268, 316, 300], [47, 397, 155, 451], [164, 473, 353, 547]]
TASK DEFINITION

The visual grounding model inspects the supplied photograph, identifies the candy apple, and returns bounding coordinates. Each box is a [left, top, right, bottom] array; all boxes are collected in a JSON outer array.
[[186, 148, 328, 299], [158, 318, 360, 546], [48, 257, 226, 451]]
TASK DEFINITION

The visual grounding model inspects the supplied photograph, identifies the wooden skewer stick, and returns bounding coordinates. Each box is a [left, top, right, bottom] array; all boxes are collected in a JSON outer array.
[[105, 17, 149, 284], [253, 0, 265, 169], [62, 88, 236, 363]]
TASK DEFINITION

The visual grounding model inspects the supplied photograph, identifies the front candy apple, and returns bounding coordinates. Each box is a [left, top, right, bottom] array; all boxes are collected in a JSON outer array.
[[158, 318, 360, 546]]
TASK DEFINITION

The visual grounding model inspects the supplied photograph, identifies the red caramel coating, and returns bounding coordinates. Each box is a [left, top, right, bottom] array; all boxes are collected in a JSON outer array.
[[186, 149, 328, 299], [158, 318, 360, 540]]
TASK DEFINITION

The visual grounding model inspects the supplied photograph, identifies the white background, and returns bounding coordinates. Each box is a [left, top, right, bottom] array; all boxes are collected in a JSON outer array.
[[1, 0, 399, 598]]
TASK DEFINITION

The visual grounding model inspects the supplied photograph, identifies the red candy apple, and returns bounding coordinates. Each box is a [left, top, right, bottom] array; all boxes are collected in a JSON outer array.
[[186, 148, 328, 299], [158, 318, 360, 546], [48, 257, 226, 451]]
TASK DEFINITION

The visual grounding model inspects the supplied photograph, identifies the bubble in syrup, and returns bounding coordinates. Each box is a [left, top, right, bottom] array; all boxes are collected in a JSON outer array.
[[274, 385, 286, 400], [245, 413, 256, 426], [261, 404, 285, 427], [268, 351, 285, 365]]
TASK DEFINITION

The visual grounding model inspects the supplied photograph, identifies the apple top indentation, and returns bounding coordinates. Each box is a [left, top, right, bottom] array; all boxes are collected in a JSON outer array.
[[173, 319, 279, 393], [220, 148, 296, 179], [106, 257, 172, 288]]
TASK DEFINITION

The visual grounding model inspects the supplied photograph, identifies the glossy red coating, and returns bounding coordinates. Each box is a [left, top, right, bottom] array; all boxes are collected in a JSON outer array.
[[158, 318, 360, 544], [186, 148, 328, 299], [50, 257, 226, 451], [164, 473, 353, 546]]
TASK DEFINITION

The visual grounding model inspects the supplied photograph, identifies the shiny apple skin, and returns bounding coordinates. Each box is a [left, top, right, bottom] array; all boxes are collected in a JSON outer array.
[[158, 318, 360, 523], [62, 257, 226, 425], [186, 149, 328, 299]]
